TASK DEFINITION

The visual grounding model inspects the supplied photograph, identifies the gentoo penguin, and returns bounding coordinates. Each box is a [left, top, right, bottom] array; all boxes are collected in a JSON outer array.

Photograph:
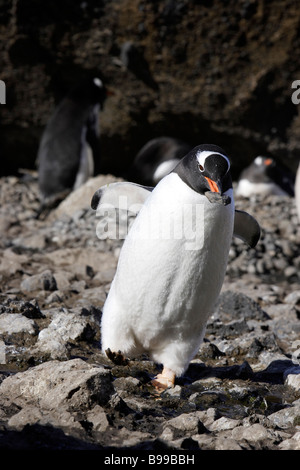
[[37, 77, 107, 205], [92, 144, 260, 391], [119, 41, 159, 91], [129, 136, 192, 186], [236, 156, 295, 197], [295, 163, 300, 222]]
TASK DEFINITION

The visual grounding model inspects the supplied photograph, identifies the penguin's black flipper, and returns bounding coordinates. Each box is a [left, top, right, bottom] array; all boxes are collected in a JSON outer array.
[[91, 182, 153, 214], [233, 210, 261, 248]]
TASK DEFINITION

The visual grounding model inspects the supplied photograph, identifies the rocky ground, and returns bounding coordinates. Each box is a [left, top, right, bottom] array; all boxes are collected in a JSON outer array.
[[0, 172, 299, 451]]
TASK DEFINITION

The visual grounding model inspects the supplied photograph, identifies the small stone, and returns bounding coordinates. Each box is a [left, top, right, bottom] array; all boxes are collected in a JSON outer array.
[[20, 270, 57, 293], [86, 405, 110, 432], [34, 329, 69, 360], [0, 359, 114, 409], [0, 249, 27, 275], [162, 384, 182, 397], [162, 412, 207, 440], [268, 404, 300, 429], [0, 313, 38, 336], [0, 298, 43, 319], [209, 416, 242, 432], [231, 423, 272, 442], [215, 291, 269, 321], [38, 310, 98, 344], [285, 291, 300, 305], [284, 266, 297, 278], [285, 373, 300, 391], [214, 436, 245, 450], [44, 290, 64, 304], [278, 432, 300, 450], [8, 405, 44, 431]]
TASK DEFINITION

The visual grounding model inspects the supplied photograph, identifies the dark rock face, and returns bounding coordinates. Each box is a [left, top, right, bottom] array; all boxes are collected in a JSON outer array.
[[1, 0, 300, 178]]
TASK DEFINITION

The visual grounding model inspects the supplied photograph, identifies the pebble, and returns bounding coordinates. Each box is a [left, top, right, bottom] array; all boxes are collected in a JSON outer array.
[[0, 313, 38, 336], [21, 270, 57, 293]]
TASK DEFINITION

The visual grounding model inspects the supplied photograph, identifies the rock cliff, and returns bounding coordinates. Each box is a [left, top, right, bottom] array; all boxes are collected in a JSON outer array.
[[1, 0, 299, 178]]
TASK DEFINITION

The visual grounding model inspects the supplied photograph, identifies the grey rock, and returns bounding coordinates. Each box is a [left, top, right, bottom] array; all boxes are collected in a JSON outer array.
[[213, 436, 246, 450], [51, 175, 123, 220], [21, 270, 57, 293], [267, 403, 300, 429], [0, 313, 38, 336], [86, 405, 110, 432], [39, 310, 97, 342], [0, 359, 114, 410], [0, 249, 28, 275], [208, 416, 242, 432], [215, 291, 269, 321], [113, 376, 141, 397], [35, 309, 99, 359], [231, 423, 278, 443], [7, 404, 83, 435], [278, 431, 300, 450], [0, 298, 43, 319], [285, 373, 300, 391], [161, 412, 208, 441], [207, 318, 251, 338], [110, 428, 153, 448]]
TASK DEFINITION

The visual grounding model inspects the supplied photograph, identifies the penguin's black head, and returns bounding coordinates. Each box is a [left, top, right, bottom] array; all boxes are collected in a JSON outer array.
[[69, 77, 108, 109], [173, 144, 232, 204]]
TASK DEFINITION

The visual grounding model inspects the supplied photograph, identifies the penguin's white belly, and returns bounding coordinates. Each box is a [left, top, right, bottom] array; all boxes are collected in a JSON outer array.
[[236, 178, 287, 197], [101, 173, 234, 375]]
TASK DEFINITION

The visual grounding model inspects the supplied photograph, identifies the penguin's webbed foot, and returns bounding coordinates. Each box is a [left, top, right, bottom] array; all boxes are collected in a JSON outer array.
[[105, 348, 129, 366], [151, 367, 176, 392]]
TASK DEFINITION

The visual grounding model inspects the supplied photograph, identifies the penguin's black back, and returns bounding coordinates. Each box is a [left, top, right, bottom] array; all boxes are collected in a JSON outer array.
[[129, 136, 192, 185], [38, 77, 106, 198]]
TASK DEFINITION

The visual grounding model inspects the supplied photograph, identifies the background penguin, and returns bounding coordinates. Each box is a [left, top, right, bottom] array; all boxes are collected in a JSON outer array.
[[37, 77, 107, 209], [128, 136, 192, 186], [92, 144, 260, 391], [119, 41, 159, 91], [236, 156, 295, 197]]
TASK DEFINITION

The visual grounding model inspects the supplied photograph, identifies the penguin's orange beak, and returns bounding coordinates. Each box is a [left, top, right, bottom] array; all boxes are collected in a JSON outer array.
[[205, 177, 220, 193]]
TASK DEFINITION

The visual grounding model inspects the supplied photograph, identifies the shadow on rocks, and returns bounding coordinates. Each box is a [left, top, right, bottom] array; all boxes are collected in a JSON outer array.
[[182, 358, 298, 386]]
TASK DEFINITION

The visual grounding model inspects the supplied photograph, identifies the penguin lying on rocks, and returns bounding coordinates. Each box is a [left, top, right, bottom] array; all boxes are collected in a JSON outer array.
[[129, 136, 192, 186], [236, 156, 295, 197], [37, 77, 107, 214], [91, 144, 260, 391]]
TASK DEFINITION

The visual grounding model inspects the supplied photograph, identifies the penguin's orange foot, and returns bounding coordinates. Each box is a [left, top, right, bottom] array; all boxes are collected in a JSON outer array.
[[105, 348, 129, 366], [151, 368, 176, 392]]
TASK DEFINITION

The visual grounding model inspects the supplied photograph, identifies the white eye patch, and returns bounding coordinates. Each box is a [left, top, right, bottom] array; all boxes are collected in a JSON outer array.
[[254, 156, 263, 166], [93, 77, 103, 87], [196, 150, 230, 172]]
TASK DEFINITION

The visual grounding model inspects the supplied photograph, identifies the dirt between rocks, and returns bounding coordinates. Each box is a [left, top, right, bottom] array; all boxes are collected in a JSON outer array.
[[0, 173, 300, 451]]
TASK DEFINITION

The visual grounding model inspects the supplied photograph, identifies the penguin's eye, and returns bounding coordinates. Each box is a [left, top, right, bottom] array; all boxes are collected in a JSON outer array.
[[198, 164, 204, 172]]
